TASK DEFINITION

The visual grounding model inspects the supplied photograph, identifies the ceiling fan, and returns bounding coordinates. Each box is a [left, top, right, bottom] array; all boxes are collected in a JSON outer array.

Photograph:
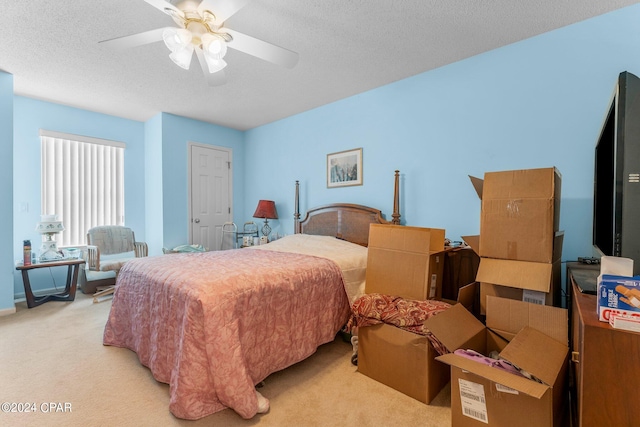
[[100, 0, 299, 86]]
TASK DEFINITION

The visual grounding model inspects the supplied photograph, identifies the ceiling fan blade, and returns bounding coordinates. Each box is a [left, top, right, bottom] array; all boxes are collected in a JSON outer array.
[[198, 0, 252, 25], [195, 48, 227, 86], [225, 28, 299, 69], [144, 0, 183, 16], [99, 27, 168, 50]]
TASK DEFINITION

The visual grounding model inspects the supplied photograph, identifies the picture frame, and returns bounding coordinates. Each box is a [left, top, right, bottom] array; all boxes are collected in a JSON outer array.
[[327, 148, 363, 188]]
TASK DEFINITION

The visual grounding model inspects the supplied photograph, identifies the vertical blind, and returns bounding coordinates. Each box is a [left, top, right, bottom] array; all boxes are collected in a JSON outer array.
[[40, 130, 125, 247]]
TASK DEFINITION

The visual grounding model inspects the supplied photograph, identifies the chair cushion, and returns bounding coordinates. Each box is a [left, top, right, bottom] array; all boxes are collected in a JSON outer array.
[[85, 269, 117, 281], [99, 251, 136, 272]]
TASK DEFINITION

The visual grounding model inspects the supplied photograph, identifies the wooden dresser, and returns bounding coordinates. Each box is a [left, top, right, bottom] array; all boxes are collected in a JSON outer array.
[[442, 247, 480, 311], [569, 266, 640, 426]]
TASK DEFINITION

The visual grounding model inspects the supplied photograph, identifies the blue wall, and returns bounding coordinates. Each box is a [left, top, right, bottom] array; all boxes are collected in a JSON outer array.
[[244, 5, 640, 266], [9, 105, 244, 303], [4, 4, 640, 310], [12, 98, 146, 299], [144, 114, 164, 257], [157, 113, 245, 253], [1, 72, 14, 314]]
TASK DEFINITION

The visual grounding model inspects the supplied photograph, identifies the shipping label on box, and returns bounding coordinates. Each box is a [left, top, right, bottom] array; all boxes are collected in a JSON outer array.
[[458, 379, 489, 423], [597, 274, 640, 322]]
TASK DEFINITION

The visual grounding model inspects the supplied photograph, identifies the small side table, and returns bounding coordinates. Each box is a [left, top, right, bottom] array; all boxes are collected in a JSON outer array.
[[16, 259, 85, 308]]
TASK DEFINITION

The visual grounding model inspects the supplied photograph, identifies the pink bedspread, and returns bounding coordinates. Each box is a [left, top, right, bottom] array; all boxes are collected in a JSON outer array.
[[103, 249, 350, 420]]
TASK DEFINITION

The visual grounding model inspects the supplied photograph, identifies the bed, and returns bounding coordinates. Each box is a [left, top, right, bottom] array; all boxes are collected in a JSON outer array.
[[102, 172, 401, 420]]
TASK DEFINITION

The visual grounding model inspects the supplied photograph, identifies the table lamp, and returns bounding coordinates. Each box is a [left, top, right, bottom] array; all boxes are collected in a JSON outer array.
[[253, 200, 278, 237], [35, 214, 65, 261]]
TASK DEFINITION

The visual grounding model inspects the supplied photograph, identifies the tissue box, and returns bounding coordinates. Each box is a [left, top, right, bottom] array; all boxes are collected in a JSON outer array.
[[63, 247, 81, 259], [597, 274, 640, 322]]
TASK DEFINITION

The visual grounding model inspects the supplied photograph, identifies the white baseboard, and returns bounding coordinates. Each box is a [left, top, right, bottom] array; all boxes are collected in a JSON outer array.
[[13, 286, 67, 303], [0, 306, 16, 316]]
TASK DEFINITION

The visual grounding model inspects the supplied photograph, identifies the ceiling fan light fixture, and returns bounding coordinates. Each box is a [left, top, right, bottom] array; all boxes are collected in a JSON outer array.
[[164, 7, 186, 26], [163, 28, 192, 52], [201, 33, 227, 60], [203, 55, 227, 73], [169, 44, 194, 70], [100, 0, 298, 85]]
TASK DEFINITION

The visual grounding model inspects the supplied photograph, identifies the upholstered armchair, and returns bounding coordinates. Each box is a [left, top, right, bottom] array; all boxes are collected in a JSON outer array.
[[79, 226, 148, 302]]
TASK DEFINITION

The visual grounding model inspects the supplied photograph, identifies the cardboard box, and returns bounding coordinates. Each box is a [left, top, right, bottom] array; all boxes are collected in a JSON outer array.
[[471, 167, 561, 263], [597, 274, 640, 322], [358, 224, 450, 403], [366, 224, 446, 300], [453, 282, 478, 314], [357, 323, 451, 404], [482, 296, 568, 344], [466, 233, 563, 313], [436, 297, 569, 427], [358, 298, 485, 404], [478, 258, 562, 314]]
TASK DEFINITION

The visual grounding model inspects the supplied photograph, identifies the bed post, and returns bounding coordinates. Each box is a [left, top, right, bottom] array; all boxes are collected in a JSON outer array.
[[392, 170, 401, 225], [294, 180, 301, 233]]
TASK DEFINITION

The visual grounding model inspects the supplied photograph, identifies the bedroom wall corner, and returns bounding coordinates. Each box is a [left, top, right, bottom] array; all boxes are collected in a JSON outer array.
[[0, 71, 15, 314], [157, 113, 245, 251], [12, 97, 146, 298], [144, 114, 164, 256]]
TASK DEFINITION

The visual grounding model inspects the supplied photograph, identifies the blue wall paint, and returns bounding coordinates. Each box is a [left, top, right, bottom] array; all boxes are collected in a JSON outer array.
[[144, 114, 164, 256], [244, 5, 640, 266], [7, 103, 244, 303], [12, 97, 146, 298], [4, 5, 640, 309], [0, 72, 14, 312], [156, 113, 245, 252]]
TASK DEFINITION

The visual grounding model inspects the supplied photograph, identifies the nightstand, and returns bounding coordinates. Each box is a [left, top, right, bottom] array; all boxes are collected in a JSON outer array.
[[16, 259, 84, 308]]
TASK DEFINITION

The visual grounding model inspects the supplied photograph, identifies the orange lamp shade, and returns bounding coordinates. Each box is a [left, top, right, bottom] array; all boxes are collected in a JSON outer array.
[[253, 200, 278, 220]]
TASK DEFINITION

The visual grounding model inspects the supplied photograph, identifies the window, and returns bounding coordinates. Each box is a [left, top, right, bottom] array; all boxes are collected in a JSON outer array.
[[40, 130, 125, 247]]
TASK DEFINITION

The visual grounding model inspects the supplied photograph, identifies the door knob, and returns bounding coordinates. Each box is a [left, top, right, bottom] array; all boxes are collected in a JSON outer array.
[[194, 218, 200, 223]]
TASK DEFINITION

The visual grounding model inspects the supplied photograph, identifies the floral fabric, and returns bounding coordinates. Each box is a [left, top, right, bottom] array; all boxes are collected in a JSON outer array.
[[349, 293, 452, 355]]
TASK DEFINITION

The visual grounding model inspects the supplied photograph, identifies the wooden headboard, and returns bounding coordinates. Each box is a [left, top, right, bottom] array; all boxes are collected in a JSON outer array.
[[294, 170, 401, 246]]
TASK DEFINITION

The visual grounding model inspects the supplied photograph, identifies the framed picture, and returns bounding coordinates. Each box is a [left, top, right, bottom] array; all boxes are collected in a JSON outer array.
[[327, 148, 363, 188]]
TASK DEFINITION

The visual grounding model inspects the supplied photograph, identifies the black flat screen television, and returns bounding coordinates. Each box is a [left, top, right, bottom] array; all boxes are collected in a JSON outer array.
[[593, 71, 640, 275]]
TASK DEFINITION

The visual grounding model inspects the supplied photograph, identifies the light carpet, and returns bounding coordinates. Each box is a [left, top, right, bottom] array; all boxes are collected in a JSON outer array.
[[0, 292, 451, 426]]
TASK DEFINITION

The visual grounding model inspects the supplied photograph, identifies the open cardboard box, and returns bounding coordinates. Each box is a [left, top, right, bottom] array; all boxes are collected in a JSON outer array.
[[469, 167, 561, 264], [462, 232, 564, 313], [435, 296, 569, 427], [467, 168, 564, 312], [366, 224, 446, 300], [478, 257, 562, 312], [358, 282, 478, 404], [359, 224, 454, 403]]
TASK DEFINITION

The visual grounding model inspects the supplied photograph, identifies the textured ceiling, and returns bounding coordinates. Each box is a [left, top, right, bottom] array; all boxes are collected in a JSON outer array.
[[0, 0, 638, 131]]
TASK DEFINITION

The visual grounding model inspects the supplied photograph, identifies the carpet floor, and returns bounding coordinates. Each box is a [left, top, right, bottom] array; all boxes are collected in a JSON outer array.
[[0, 292, 451, 426]]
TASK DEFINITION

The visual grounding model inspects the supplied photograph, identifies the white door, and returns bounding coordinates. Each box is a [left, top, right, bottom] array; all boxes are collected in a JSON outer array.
[[189, 143, 232, 250]]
